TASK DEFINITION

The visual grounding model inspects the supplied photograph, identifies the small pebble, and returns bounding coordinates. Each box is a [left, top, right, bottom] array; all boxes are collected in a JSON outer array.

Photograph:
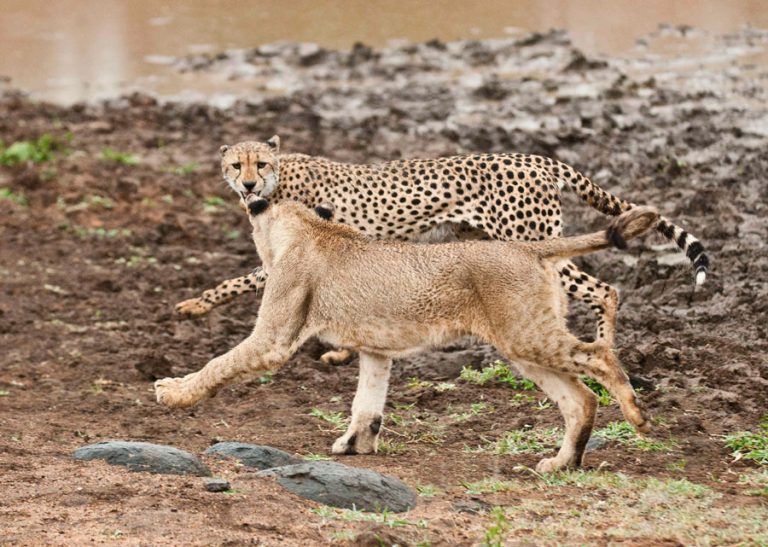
[[204, 478, 231, 492]]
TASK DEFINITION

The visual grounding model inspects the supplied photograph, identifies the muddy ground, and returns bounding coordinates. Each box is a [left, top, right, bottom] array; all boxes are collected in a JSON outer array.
[[1, 27, 767, 545]]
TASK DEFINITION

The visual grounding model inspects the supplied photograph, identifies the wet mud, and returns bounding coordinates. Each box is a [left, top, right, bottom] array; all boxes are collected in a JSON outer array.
[[0, 28, 766, 544]]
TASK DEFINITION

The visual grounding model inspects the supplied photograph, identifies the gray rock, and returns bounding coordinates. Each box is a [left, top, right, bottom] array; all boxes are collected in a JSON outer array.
[[258, 461, 416, 513], [586, 435, 608, 451], [73, 441, 211, 476], [204, 478, 231, 492], [204, 442, 301, 470], [453, 498, 492, 514]]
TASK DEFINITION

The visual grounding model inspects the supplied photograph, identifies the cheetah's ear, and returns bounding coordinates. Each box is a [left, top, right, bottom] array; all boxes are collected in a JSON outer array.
[[266, 135, 280, 152], [314, 202, 335, 221], [219, 145, 230, 156]]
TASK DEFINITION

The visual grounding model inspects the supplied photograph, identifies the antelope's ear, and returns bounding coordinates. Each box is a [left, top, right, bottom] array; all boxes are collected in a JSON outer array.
[[219, 145, 230, 156], [266, 135, 280, 152], [314, 202, 335, 221]]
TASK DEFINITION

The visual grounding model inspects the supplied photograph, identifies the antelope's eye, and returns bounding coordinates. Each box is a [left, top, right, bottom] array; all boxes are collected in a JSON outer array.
[[231, 162, 241, 170], [257, 161, 267, 169]]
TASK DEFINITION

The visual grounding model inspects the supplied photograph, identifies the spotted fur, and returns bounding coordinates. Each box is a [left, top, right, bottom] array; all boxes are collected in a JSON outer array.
[[176, 138, 709, 345]]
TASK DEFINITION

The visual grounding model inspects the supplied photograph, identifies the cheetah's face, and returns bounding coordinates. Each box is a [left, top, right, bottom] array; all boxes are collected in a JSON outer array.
[[220, 136, 280, 201]]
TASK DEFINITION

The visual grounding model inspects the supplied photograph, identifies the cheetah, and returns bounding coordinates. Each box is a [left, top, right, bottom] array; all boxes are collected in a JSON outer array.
[[157, 197, 660, 471], [176, 136, 709, 350]]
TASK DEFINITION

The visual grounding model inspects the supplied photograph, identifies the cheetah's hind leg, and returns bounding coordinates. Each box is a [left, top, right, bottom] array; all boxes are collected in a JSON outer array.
[[557, 261, 619, 346], [175, 268, 267, 316]]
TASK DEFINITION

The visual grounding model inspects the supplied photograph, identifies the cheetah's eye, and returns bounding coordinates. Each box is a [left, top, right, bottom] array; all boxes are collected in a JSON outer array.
[[257, 161, 267, 169], [231, 162, 241, 170]]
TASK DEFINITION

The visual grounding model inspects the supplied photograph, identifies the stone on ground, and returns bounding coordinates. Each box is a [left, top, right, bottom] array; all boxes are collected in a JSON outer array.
[[204, 478, 231, 492], [258, 461, 417, 512], [204, 442, 301, 470], [73, 441, 211, 476]]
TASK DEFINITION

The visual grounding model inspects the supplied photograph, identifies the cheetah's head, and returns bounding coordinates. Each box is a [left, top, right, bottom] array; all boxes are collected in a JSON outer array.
[[220, 136, 280, 202]]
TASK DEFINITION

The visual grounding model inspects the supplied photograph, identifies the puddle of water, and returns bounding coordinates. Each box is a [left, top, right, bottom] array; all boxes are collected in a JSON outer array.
[[1, 0, 767, 103]]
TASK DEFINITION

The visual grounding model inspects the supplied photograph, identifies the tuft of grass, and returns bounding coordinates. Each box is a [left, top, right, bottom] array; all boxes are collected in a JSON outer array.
[[738, 469, 768, 497], [451, 402, 492, 422], [460, 361, 536, 390], [724, 416, 768, 465], [311, 506, 428, 528], [171, 162, 198, 176], [302, 453, 331, 461], [309, 408, 348, 431], [101, 148, 138, 165], [0, 187, 28, 207], [463, 471, 764, 544], [0, 134, 58, 165], [468, 427, 559, 456], [203, 195, 226, 213], [581, 376, 612, 406], [415, 484, 444, 497], [377, 438, 407, 455], [596, 421, 678, 452], [483, 507, 510, 547]]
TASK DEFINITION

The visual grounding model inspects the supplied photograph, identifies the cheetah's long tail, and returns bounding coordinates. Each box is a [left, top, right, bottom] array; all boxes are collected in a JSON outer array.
[[536, 206, 659, 261], [551, 159, 709, 285]]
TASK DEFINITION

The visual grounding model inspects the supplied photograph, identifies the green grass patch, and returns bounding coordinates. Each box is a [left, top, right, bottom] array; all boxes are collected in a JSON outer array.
[[483, 506, 511, 547], [0, 135, 59, 165], [170, 162, 198, 176], [738, 469, 768, 497], [0, 187, 28, 207], [202, 195, 226, 213], [302, 453, 331, 461], [467, 427, 559, 456], [459, 361, 537, 390], [451, 402, 492, 422], [464, 472, 758, 545], [724, 416, 768, 465], [415, 484, 444, 497], [309, 407, 348, 431], [101, 148, 138, 165], [581, 376, 612, 406], [311, 506, 428, 529], [377, 438, 408, 455], [596, 421, 678, 452]]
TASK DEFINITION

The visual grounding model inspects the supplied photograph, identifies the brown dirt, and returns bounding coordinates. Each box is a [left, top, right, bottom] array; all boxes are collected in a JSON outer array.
[[1, 29, 767, 545]]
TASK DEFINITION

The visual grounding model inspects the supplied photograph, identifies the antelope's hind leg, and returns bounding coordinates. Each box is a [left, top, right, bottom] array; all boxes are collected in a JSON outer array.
[[510, 361, 598, 472]]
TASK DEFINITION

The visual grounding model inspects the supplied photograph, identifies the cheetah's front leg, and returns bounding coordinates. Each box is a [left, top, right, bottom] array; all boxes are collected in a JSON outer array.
[[175, 267, 267, 316], [332, 352, 392, 455]]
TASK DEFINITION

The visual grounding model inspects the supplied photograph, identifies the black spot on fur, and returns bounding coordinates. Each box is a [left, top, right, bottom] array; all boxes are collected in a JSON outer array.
[[657, 220, 675, 240], [370, 416, 382, 435], [344, 434, 358, 455], [315, 205, 333, 220]]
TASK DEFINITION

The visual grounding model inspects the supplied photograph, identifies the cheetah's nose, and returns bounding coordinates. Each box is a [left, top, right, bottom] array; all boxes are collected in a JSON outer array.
[[243, 181, 256, 191]]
